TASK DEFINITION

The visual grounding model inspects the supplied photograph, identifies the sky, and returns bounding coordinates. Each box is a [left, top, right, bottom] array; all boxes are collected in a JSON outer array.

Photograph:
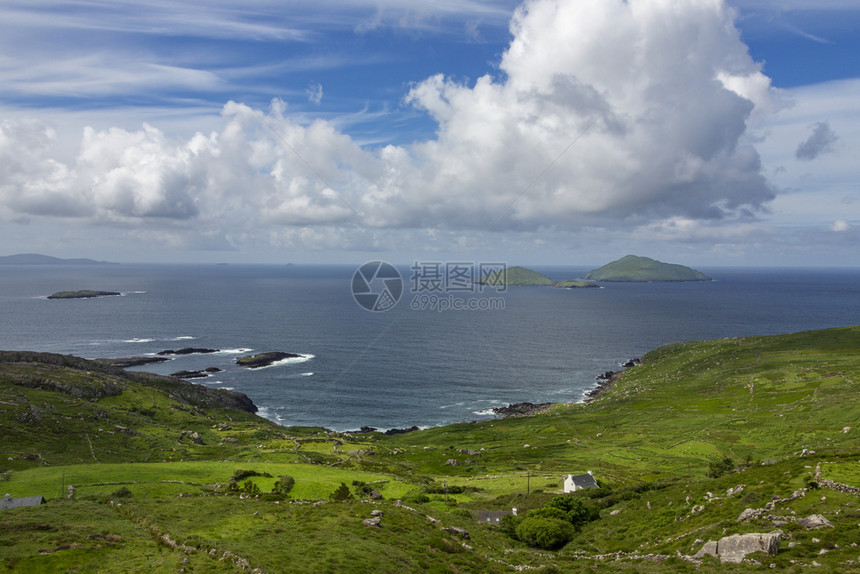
[[0, 0, 858, 267]]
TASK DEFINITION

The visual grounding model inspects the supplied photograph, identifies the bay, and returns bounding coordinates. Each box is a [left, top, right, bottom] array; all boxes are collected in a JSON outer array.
[[0, 263, 858, 431]]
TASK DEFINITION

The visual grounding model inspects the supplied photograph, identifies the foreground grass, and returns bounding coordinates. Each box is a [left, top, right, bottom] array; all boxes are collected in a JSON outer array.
[[1, 326, 859, 572]]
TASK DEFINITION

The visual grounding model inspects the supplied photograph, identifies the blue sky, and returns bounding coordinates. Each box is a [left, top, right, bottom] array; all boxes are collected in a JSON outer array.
[[0, 0, 858, 266]]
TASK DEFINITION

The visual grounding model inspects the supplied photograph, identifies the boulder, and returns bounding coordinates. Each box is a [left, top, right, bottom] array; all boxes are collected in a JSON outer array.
[[727, 484, 746, 497], [694, 530, 782, 564], [362, 517, 381, 528], [798, 514, 834, 530]]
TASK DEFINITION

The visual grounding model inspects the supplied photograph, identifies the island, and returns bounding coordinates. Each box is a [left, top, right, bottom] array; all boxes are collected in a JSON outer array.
[[171, 367, 223, 379], [0, 253, 113, 265], [236, 351, 304, 369], [478, 266, 597, 288], [583, 254, 712, 282], [47, 290, 121, 299], [553, 280, 599, 289], [157, 347, 220, 356]]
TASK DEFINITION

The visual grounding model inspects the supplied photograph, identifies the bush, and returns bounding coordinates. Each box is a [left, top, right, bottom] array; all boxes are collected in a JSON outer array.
[[526, 507, 570, 522], [232, 469, 272, 482], [330, 482, 353, 502], [515, 517, 575, 550], [273, 474, 295, 497], [241, 480, 261, 496], [110, 486, 133, 498], [546, 495, 599, 527], [499, 514, 523, 540], [424, 484, 466, 495], [709, 456, 735, 478]]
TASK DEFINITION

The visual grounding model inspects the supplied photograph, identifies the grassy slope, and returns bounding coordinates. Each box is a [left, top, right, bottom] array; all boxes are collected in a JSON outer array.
[[584, 254, 710, 281], [482, 266, 555, 286], [1, 327, 859, 572]]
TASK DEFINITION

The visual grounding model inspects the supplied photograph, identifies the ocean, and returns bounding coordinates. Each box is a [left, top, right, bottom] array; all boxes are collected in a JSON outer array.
[[1, 263, 858, 431]]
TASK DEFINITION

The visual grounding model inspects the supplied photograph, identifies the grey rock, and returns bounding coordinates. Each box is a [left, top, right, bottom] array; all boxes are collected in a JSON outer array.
[[738, 508, 763, 522], [362, 517, 381, 527], [694, 530, 782, 564], [798, 514, 834, 530]]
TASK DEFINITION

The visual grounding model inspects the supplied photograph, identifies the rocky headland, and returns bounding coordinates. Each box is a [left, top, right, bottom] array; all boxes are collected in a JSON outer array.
[[492, 402, 554, 418]]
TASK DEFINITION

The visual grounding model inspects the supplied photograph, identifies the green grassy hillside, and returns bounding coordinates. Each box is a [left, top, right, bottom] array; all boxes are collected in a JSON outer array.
[[1, 327, 859, 572], [480, 266, 555, 286], [584, 254, 711, 282]]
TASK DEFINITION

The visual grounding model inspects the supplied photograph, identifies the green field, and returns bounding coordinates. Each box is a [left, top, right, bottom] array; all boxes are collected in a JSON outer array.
[[2, 326, 859, 572]]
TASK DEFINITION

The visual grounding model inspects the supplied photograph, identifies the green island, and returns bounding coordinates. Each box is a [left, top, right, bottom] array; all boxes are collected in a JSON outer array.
[[2, 326, 859, 572], [480, 266, 598, 288], [47, 290, 122, 300], [584, 255, 712, 282]]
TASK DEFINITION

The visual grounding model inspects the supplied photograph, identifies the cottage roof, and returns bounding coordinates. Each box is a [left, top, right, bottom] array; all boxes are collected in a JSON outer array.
[[0, 495, 46, 510], [565, 473, 599, 489]]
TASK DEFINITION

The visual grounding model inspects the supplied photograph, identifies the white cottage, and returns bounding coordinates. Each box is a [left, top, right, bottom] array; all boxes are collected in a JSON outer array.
[[563, 471, 599, 493]]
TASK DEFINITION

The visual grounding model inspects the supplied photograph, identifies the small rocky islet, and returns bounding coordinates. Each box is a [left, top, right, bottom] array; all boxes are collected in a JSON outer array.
[[47, 290, 121, 299], [235, 351, 305, 369]]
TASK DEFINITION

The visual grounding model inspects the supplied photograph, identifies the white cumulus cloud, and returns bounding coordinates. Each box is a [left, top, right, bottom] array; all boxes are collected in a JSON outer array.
[[1, 0, 781, 250]]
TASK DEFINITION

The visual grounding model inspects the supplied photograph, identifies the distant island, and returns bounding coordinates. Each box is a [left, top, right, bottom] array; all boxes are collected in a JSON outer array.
[[0, 253, 113, 265], [47, 290, 121, 299], [479, 266, 598, 288], [583, 255, 711, 282]]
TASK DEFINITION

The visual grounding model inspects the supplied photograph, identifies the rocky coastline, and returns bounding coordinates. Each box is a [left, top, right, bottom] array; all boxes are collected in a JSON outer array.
[[96, 356, 170, 368], [492, 402, 554, 418], [584, 357, 641, 401]]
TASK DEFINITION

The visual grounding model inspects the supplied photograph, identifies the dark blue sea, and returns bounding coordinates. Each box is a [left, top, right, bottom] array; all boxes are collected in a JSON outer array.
[[1, 264, 858, 431]]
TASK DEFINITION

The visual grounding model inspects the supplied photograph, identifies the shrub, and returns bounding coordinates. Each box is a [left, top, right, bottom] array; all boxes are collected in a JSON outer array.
[[499, 514, 523, 540], [232, 469, 272, 482], [709, 456, 735, 478], [424, 484, 466, 495], [546, 495, 599, 527], [330, 482, 353, 502], [273, 475, 295, 497], [515, 517, 575, 550], [111, 486, 133, 498], [241, 480, 261, 496], [526, 507, 569, 522]]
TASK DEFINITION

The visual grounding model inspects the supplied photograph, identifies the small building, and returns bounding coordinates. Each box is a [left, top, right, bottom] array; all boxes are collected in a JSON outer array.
[[472, 507, 517, 524], [563, 471, 599, 493], [1, 494, 46, 511]]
